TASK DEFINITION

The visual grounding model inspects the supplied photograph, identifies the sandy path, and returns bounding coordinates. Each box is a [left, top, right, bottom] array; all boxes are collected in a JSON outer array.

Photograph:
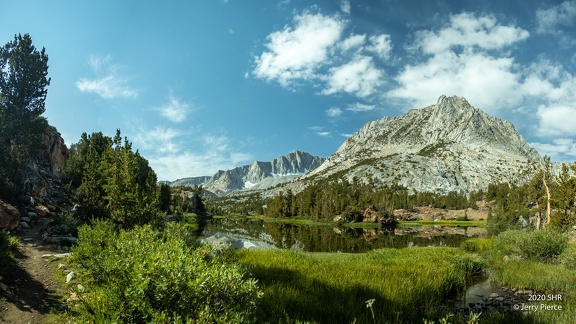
[[0, 227, 67, 324]]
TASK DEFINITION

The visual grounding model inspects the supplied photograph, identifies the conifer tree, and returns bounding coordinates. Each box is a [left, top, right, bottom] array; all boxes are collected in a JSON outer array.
[[0, 34, 50, 197]]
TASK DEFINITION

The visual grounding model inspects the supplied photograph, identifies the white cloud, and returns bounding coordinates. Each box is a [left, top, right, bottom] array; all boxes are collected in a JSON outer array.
[[347, 103, 375, 112], [76, 55, 138, 99], [133, 125, 182, 155], [307, 126, 331, 137], [340, 0, 351, 15], [133, 126, 253, 181], [536, 105, 576, 136], [253, 8, 393, 100], [308, 126, 324, 132], [339, 34, 366, 52], [536, 0, 576, 34], [367, 34, 392, 60], [150, 148, 252, 182], [323, 55, 384, 98], [325, 107, 343, 117], [414, 12, 529, 54], [530, 139, 576, 162], [389, 51, 523, 112], [155, 93, 192, 123], [388, 13, 532, 112], [253, 11, 345, 86]]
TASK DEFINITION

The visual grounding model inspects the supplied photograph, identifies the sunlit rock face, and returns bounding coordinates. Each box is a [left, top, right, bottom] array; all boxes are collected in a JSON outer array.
[[295, 95, 540, 195]]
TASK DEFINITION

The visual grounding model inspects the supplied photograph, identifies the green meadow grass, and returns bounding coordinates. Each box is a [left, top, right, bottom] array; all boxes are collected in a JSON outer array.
[[236, 247, 485, 323]]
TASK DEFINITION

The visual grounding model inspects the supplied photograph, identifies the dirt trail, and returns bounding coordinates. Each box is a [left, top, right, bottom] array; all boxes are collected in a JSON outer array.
[[0, 226, 67, 324]]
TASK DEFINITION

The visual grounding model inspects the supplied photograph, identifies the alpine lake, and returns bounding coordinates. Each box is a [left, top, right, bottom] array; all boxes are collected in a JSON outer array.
[[201, 215, 488, 253]]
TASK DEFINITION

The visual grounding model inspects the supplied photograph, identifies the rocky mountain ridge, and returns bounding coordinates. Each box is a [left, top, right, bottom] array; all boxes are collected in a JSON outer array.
[[281, 95, 541, 195], [168, 151, 326, 196]]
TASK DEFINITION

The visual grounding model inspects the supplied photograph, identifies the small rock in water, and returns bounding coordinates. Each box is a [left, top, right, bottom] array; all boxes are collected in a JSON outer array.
[[489, 293, 499, 298]]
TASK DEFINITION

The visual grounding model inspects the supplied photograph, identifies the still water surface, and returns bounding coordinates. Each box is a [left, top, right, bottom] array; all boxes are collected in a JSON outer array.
[[202, 217, 487, 253]]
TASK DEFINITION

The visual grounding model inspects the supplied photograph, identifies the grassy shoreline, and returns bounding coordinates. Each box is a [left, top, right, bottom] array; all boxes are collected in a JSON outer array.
[[212, 214, 486, 228]]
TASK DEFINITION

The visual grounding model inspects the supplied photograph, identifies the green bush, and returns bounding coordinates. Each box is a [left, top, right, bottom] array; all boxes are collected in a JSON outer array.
[[48, 211, 85, 237], [0, 230, 19, 279], [71, 221, 261, 323], [495, 229, 568, 262], [560, 244, 576, 269]]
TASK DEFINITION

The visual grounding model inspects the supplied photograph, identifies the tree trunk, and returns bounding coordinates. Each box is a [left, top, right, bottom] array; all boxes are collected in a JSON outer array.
[[543, 174, 551, 226], [535, 201, 541, 230]]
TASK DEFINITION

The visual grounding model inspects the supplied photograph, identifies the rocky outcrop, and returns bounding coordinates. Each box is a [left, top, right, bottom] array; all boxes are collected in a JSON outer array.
[[0, 200, 20, 230], [341, 205, 397, 226], [42, 127, 69, 177], [23, 127, 69, 206], [294, 95, 540, 195], [168, 151, 326, 196]]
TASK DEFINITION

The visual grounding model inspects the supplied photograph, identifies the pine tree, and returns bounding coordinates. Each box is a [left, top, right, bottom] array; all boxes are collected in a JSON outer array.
[[0, 34, 50, 197]]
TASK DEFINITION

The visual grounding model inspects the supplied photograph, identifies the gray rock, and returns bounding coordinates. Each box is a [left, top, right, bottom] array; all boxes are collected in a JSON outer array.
[[44, 236, 77, 244], [41, 252, 71, 259], [65, 271, 76, 283], [20, 221, 30, 229], [27, 212, 38, 218], [21, 216, 31, 223]]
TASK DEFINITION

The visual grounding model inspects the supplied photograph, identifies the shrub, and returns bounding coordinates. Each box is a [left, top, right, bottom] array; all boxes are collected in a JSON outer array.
[[494, 229, 568, 262], [48, 211, 85, 237], [0, 230, 19, 279], [560, 244, 576, 269], [71, 221, 261, 323]]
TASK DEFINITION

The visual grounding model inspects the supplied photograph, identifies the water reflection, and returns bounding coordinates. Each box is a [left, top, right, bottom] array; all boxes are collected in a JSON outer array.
[[202, 218, 487, 253]]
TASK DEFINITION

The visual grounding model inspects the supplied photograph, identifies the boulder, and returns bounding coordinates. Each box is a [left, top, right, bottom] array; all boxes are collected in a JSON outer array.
[[0, 201, 21, 230], [362, 205, 397, 227], [362, 205, 381, 223], [36, 205, 50, 217]]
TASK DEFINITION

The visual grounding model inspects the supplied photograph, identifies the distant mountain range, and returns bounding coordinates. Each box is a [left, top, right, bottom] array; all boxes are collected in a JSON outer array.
[[169, 95, 542, 197], [167, 151, 326, 196]]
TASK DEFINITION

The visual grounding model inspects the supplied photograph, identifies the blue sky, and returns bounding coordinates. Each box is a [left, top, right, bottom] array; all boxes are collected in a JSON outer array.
[[1, 0, 575, 181]]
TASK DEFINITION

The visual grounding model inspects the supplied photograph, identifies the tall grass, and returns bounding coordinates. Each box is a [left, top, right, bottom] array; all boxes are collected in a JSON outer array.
[[236, 247, 485, 323]]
